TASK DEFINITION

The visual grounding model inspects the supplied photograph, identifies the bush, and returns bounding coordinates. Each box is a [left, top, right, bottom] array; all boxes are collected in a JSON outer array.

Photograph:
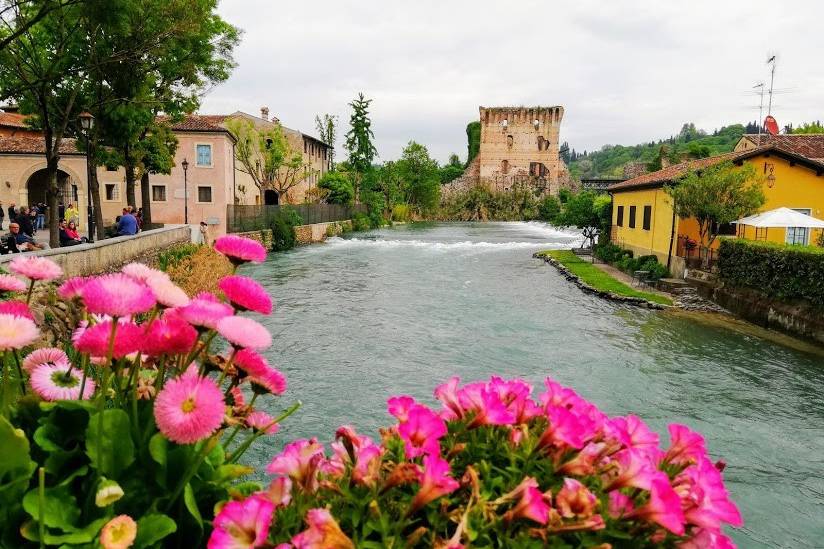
[[718, 239, 824, 306], [537, 195, 561, 222], [318, 171, 355, 204], [599, 247, 669, 279], [594, 243, 623, 263], [157, 243, 199, 271], [271, 206, 302, 251], [351, 212, 372, 232], [392, 203, 412, 222]]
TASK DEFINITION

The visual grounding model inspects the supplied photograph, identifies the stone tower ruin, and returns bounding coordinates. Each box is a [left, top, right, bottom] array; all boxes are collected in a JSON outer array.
[[478, 106, 565, 196]]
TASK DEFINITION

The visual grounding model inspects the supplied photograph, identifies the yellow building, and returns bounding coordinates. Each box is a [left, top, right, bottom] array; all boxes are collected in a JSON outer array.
[[608, 142, 824, 276]]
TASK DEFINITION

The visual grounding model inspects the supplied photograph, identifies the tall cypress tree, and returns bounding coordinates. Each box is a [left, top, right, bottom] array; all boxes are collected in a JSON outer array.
[[344, 93, 377, 202]]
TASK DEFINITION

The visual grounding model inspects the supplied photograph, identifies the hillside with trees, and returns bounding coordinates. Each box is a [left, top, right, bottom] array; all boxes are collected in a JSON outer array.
[[568, 122, 757, 180]]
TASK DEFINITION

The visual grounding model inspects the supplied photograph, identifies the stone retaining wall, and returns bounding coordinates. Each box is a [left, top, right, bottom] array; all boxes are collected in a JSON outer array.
[[534, 252, 667, 310], [0, 225, 191, 278], [235, 220, 353, 248]]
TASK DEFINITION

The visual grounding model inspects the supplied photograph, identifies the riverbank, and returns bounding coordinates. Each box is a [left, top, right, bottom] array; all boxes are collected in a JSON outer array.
[[535, 250, 672, 306]]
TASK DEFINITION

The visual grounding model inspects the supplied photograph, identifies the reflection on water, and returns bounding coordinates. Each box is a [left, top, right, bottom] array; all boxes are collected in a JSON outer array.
[[244, 222, 824, 548]]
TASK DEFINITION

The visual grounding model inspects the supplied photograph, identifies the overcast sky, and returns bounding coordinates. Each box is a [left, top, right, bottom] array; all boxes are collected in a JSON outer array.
[[205, 0, 824, 164]]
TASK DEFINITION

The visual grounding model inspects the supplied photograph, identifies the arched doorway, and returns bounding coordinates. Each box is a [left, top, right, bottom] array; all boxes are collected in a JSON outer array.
[[26, 168, 77, 222], [264, 189, 279, 205]]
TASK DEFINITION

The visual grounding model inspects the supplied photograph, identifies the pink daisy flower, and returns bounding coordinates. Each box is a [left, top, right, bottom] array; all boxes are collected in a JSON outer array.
[[121, 262, 163, 282], [0, 313, 39, 350], [56, 276, 89, 300], [217, 316, 271, 349], [74, 320, 143, 359], [22, 347, 69, 373], [154, 367, 225, 444], [142, 314, 198, 356], [246, 411, 280, 435], [145, 273, 190, 308], [99, 515, 137, 549], [214, 235, 267, 265], [30, 362, 95, 401], [218, 275, 273, 314], [233, 349, 287, 395], [9, 256, 63, 281], [0, 299, 34, 320], [81, 274, 156, 317], [0, 274, 27, 293], [178, 292, 234, 330], [207, 494, 274, 549]]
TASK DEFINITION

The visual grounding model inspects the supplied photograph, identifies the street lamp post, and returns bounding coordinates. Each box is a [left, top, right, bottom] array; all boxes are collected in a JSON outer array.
[[181, 158, 189, 224], [78, 111, 95, 243]]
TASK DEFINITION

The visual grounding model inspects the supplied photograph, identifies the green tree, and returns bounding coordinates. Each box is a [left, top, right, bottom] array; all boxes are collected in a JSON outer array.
[[665, 161, 765, 259], [0, 0, 82, 52], [538, 195, 561, 223], [344, 93, 377, 202], [228, 118, 311, 204], [466, 121, 480, 166], [792, 122, 824, 134], [397, 141, 440, 213], [317, 171, 354, 204], [555, 191, 612, 249], [375, 161, 403, 214], [315, 113, 338, 169]]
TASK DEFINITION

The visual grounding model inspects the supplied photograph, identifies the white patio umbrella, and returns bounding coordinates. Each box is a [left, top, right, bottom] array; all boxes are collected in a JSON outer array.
[[731, 207, 824, 228]]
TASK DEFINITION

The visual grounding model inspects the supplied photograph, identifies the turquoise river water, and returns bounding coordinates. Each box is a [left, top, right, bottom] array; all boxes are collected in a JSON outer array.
[[244, 222, 824, 548]]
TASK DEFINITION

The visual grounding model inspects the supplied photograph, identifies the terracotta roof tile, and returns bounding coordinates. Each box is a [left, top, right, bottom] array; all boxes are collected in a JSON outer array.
[[741, 134, 824, 159], [156, 114, 229, 133], [0, 112, 32, 129], [0, 136, 81, 155]]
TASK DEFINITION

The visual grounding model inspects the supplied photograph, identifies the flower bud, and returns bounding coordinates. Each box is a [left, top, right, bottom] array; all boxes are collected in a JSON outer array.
[[95, 478, 124, 507]]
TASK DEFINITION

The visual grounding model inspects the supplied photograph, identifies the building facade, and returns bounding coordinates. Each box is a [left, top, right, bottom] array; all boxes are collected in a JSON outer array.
[[608, 143, 824, 276], [478, 106, 566, 196]]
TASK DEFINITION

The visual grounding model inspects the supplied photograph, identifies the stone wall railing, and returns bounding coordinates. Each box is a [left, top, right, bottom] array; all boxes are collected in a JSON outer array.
[[235, 220, 353, 248], [0, 225, 192, 277]]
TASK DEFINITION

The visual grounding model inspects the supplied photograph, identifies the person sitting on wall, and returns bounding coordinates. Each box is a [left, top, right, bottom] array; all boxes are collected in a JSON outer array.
[[116, 209, 138, 236], [59, 220, 85, 247], [7, 222, 47, 251], [17, 207, 35, 237]]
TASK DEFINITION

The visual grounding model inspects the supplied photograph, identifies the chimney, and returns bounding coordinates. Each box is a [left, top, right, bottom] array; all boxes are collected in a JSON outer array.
[[260, 106, 269, 121]]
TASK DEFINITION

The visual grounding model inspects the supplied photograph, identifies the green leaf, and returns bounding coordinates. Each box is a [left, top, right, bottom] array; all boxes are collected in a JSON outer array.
[[85, 409, 135, 478], [23, 484, 80, 531], [206, 443, 225, 467], [183, 483, 202, 527], [214, 464, 253, 484], [149, 433, 167, 467], [134, 513, 177, 548], [20, 517, 108, 544], [0, 416, 36, 505]]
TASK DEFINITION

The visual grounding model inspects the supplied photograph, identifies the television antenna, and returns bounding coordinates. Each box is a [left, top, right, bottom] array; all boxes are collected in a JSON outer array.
[[766, 55, 777, 117], [753, 82, 765, 137]]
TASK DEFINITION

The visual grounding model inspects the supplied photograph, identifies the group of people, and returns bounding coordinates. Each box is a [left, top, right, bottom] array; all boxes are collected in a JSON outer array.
[[113, 206, 143, 236], [0, 200, 87, 253]]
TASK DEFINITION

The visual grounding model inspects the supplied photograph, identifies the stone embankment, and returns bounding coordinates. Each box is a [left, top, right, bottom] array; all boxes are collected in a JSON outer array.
[[234, 220, 353, 248], [534, 252, 668, 310]]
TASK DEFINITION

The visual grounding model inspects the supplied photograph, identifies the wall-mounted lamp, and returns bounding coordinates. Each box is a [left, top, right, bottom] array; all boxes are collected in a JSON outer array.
[[766, 174, 776, 188]]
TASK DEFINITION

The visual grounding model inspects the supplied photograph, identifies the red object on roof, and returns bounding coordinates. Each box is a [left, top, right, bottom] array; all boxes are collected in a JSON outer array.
[[764, 115, 779, 136]]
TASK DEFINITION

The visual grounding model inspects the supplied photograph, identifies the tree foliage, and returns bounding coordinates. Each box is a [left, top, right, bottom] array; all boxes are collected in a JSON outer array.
[[665, 161, 765, 250], [792, 121, 824, 134], [227, 118, 311, 204], [397, 141, 440, 213], [344, 93, 377, 202], [466, 121, 480, 166], [317, 171, 354, 204], [555, 191, 612, 248], [314, 113, 338, 169]]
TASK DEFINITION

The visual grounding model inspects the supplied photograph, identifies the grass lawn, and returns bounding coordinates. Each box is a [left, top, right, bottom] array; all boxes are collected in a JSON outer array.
[[538, 250, 673, 306]]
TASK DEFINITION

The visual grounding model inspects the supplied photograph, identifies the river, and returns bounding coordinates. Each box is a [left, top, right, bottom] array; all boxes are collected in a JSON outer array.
[[243, 221, 824, 548]]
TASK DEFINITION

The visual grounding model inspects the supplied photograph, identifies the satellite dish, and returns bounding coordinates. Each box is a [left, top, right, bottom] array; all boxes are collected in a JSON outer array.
[[764, 115, 779, 136]]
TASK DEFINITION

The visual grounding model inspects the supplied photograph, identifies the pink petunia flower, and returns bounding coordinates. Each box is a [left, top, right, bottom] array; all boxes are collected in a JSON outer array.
[[557, 442, 607, 476], [332, 426, 384, 487], [265, 476, 293, 507], [56, 276, 89, 300], [0, 274, 27, 293], [627, 476, 686, 535], [154, 367, 225, 444], [674, 457, 743, 530], [178, 292, 234, 330], [142, 314, 198, 356], [457, 381, 516, 428], [266, 438, 325, 492], [607, 415, 662, 458], [0, 313, 39, 350], [291, 508, 354, 549], [536, 405, 591, 451], [22, 347, 69, 373], [607, 490, 635, 519], [603, 448, 662, 491], [207, 494, 274, 549], [488, 376, 542, 424], [665, 424, 708, 466], [30, 362, 95, 401], [246, 411, 280, 435], [99, 515, 137, 549], [387, 395, 416, 422], [144, 273, 190, 308], [218, 275, 273, 314], [9, 256, 63, 281], [555, 478, 598, 519], [233, 348, 287, 395], [214, 235, 267, 265], [397, 403, 447, 458], [434, 376, 464, 419], [0, 299, 34, 320], [81, 274, 156, 317], [503, 477, 552, 525], [677, 528, 738, 549], [409, 454, 460, 513], [74, 320, 143, 359], [217, 316, 272, 349]]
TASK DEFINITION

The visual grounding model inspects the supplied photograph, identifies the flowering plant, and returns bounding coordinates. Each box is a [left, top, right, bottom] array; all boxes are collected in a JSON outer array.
[[220, 376, 742, 548], [0, 237, 297, 548]]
